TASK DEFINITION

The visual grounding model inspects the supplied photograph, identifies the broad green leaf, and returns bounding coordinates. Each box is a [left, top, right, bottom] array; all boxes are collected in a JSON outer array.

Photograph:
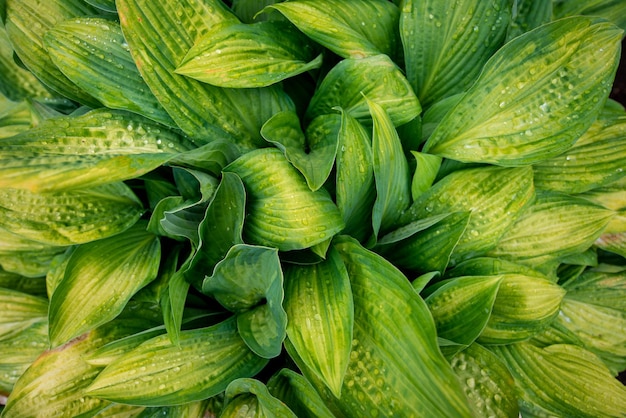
[[491, 342, 626, 417], [563, 268, 626, 314], [479, 274, 565, 344], [376, 211, 471, 273], [314, 236, 474, 417], [283, 247, 353, 398], [425, 275, 503, 356], [131, 399, 220, 418], [85, 326, 167, 368], [400, 0, 510, 108], [423, 17, 623, 165], [0, 287, 47, 340], [3, 310, 162, 417], [0, 244, 67, 279], [506, 0, 552, 40], [0, 183, 143, 247], [533, 113, 626, 193], [267, 0, 400, 59], [161, 253, 190, 347], [0, 26, 52, 101], [186, 172, 245, 282], [410, 151, 442, 200], [177, 20, 322, 88], [421, 93, 463, 143], [305, 55, 421, 127], [595, 231, 626, 258], [221, 378, 297, 418], [48, 222, 160, 346], [578, 176, 626, 233], [117, 0, 294, 149], [0, 268, 47, 296], [169, 140, 241, 177], [369, 98, 411, 238], [94, 404, 146, 417], [4, 0, 101, 106], [0, 109, 195, 192], [0, 319, 48, 394], [224, 148, 344, 251], [261, 111, 340, 192], [400, 166, 536, 265], [335, 109, 375, 242], [0, 98, 33, 140], [553, 0, 626, 32], [86, 317, 269, 406], [203, 244, 286, 359], [488, 191, 615, 266], [44, 18, 176, 127], [267, 369, 336, 418], [449, 343, 519, 418]]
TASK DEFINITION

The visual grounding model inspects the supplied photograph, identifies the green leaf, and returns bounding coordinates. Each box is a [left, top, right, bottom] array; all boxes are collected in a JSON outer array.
[[267, 0, 400, 59], [316, 237, 474, 417], [0, 98, 34, 140], [0, 26, 52, 102], [0, 287, 47, 340], [368, 98, 411, 238], [48, 221, 160, 346], [376, 211, 471, 273], [177, 20, 322, 88], [491, 342, 626, 417], [335, 109, 375, 241], [506, 0, 552, 40], [117, 0, 294, 149], [400, 0, 510, 108], [44, 18, 176, 127], [224, 148, 344, 251], [261, 111, 340, 192], [449, 343, 519, 418], [400, 166, 536, 265], [595, 232, 626, 258], [86, 317, 269, 406], [161, 253, 190, 347], [266, 369, 336, 418], [0, 267, 47, 296], [425, 275, 503, 356], [305, 54, 421, 127], [283, 247, 353, 398], [488, 191, 615, 266], [84, 0, 116, 13], [0, 109, 195, 192], [221, 378, 297, 418], [533, 113, 626, 193], [0, 183, 143, 247], [231, 0, 279, 23], [186, 172, 246, 281], [553, 0, 626, 32], [0, 319, 48, 394], [423, 17, 623, 165], [4, 0, 101, 106], [410, 151, 442, 200], [203, 244, 286, 359], [169, 140, 241, 177]]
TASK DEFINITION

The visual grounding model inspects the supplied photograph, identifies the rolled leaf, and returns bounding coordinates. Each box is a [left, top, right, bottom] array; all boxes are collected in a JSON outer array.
[[411, 151, 442, 200], [48, 222, 160, 346], [0, 109, 195, 192], [117, 0, 294, 148], [0, 183, 143, 247], [202, 244, 286, 359], [221, 378, 297, 418], [369, 98, 411, 238], [4, 0, 101, 106], [267, 0, 400, 59], [423, 17, 623, 165], [305, 55, 421, 127], [86, 317, 269, 406], [491, 342, 626, 417], [488, 190, 615, 266], [335, 109, 375, 241], [223, 148, 344, 251], [176, 20, 322, 88], [400, 0, 510, 108], [44, 18, 176, 127], [283, 247, 353, 398]]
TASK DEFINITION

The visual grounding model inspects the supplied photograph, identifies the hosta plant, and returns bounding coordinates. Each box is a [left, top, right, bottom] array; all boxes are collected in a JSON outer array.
[[1, 0, 626, 417]]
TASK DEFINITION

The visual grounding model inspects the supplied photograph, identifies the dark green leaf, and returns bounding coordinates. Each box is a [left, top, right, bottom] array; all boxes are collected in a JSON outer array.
[[221, 378, 297, 418]]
